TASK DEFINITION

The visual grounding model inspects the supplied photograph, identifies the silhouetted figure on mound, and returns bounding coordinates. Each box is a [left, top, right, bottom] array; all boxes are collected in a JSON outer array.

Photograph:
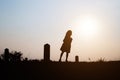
[[59, 30, 72, 62]]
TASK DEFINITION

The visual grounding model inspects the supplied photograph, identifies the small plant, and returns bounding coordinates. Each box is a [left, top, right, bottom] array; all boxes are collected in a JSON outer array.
[[97, 57, 105, 62], [88, 58, 91, 61]]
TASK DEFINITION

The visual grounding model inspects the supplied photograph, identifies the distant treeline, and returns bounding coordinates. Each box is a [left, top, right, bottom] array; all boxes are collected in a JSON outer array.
[[0, 48, 42, 62]]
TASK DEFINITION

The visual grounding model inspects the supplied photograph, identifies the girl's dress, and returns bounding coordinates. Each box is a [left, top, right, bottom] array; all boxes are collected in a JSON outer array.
[[60, 37, 72, 53]]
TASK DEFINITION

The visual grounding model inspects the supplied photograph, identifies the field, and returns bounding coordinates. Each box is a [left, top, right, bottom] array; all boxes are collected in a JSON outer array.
[[0, 61, 120, 80]]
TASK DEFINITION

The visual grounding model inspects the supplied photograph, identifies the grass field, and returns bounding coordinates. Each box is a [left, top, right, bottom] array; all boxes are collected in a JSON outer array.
[[0, 61, 120, 80]]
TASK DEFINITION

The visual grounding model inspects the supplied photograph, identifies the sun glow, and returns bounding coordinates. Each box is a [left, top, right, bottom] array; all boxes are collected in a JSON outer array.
[[73, 16, 100, 38]]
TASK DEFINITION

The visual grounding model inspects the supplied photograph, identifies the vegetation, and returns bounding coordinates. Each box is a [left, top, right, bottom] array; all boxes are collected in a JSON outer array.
[[97, 57, 105, 62], [0, 48, 120, 80]]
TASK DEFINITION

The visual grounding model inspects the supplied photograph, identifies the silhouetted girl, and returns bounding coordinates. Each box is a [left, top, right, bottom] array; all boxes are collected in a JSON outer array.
[[59, 30, 72, 62]]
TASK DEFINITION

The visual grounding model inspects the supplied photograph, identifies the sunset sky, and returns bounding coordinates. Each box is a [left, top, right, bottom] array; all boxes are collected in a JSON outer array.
[[0, 0, 120, 61]]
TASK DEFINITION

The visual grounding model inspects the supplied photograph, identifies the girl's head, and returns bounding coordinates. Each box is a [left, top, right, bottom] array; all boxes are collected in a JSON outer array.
[[66, 30, 72, 37]]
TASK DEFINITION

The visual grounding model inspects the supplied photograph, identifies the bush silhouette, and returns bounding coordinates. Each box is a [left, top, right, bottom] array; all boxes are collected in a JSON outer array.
[[97, 57, 105, 62], [0, 48, 23, 62], [9, 51, 23, 62]]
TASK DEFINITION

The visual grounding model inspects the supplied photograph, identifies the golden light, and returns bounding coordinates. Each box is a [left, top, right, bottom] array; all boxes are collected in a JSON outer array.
[[70, 15, 103, 61], [81, 18, 98, 36], [73, 16, 100, 38]]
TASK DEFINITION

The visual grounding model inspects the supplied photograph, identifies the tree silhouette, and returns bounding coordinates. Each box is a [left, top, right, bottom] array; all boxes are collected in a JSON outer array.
[[1, 48, 10, 62], [0, 48, 23, 62], [9, 51, 23, 62]]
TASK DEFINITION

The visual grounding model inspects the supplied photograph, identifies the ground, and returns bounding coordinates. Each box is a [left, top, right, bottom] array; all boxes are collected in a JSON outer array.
[[0, 61, 120, 80]]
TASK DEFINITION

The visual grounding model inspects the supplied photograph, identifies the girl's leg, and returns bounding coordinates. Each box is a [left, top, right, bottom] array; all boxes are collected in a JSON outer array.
[[66, 53, 69, 62], [59, 52, 64, 62]]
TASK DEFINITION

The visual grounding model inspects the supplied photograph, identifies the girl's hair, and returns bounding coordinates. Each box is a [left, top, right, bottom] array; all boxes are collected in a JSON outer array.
[[64, 30, 72, 40], [66, 30, 72, 36]]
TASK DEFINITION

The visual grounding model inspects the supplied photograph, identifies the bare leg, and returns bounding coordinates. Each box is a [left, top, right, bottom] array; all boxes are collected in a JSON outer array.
[[66, 53, 69, 62], [59, 52, 64, 62]]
